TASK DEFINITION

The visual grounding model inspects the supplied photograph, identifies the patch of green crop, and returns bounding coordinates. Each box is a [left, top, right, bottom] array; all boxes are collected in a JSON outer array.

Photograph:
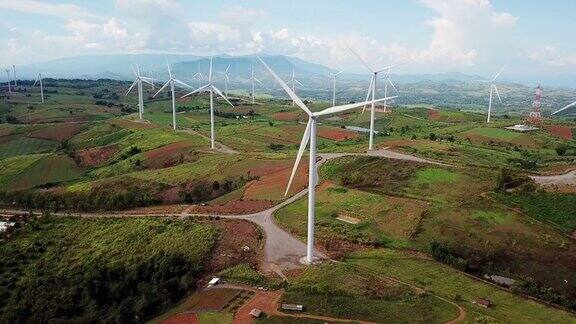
[[412, 168, 458, 184], [218, 263, 265, 286]]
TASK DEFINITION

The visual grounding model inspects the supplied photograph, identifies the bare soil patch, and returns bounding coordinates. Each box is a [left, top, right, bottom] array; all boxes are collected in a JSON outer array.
[[75, 145, 119, 167], [317, 128, 360, 142], [428, 109, 440, 120], [27, 123, 87, 141], [547, 125, 573, 140], [110, 118, 158, 130], [143, 141, 198, 169], [161, 313, 199, 324], [244, 162, 308, 201], [272, 111, 299, 121], [233, 290, 283, 323]]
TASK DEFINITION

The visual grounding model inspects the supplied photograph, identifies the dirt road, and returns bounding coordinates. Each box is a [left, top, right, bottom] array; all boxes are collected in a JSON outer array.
[[531, 170, 576, 186]]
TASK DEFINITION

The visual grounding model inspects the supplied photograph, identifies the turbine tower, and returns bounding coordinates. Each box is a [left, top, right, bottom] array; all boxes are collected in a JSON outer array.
[[289, 67, 303, 106], [347, 45, 404, 150], [181, 57, 234, 149], [330, 70, 343, 107], [153, 62, 194, 130], [380, 70, 399, 112], [32, 73, 45, 103], [478, 69, 503, 123], [192, 61, 205, 89], [4, 69, 11, 94], [126, 66, 154, 120], [250, 63, 263, 104], [258, 56, 396, 264], [12, 65, 17, 87]]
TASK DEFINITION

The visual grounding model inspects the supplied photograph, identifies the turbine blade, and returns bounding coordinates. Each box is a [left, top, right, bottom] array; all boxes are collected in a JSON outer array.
[[254, 77, 263, 85], [181, 84, 210, 98], [362, 76, 374, 114], [375, 60, 410, 73], [295, 79, 304, 87], [211, 85, 234, 107], [492, 68, 504, 82], [226, 64, 230, 73], [285, 118, 312, 196], [552, 100, 576, 115], [126, 79, 138, 96], [257, 56, 312, 116], [335, 70, 343, 76], [153, 80, 171, 98], [347, 44, 373, 72], [493, 84, 502, 103], [314, 96, 398, 117], [209, 57, 213, 83], [388, 79, 398, 93], [174, 79, 194, 89], [32, 76, 38, 87], [166, 61, 172, 79]]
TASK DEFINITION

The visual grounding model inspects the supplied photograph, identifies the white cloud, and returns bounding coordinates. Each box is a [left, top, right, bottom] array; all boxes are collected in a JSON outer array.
[[0, 0, 96, 19], [528, 46, 576, 67]]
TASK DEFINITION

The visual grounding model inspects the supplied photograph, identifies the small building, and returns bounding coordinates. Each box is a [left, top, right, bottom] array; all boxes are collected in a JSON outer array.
[[505, 124, 539, 132], [281, 304, 304, 311], [207, 277, 221, 287], [474, 298, 492, 309], [249, 308, 262, 318], [484, 274, 516, 287]]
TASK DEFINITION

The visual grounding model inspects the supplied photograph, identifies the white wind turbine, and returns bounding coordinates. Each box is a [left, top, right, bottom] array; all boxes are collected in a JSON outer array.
[[149, 71, 155, 90], [330, 70, 343, 107], [250, 63, 263, 104], [192, 61, 205, 89], [258, 56, 396, 264], [478, 69, 503, 123], [4, 69, 11, 94], [153, 62, 194, 130], [218, 64, 231, 97], [181, 57, 234, 149], [289, 67, 303, 106], [32, 73, 45, 103], [551, 99, 576, 116], [126, 66, 154, 120], [380, 69, 399, 112], [12, 65, 17, 87]]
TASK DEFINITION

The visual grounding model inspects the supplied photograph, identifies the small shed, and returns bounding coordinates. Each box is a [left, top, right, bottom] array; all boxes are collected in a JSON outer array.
[[249, 308, 262, 318], [281, 304, 304, 311], [474, 298, 492, 308], [207, 277, 221, 287]]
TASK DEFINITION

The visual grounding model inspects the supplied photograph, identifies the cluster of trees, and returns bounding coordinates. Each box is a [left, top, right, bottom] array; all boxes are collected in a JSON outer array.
[[179, 177, 248, 203], [495, 168, 536, 192], [429, 241, 469, 272], [513, 279, 576, 312]]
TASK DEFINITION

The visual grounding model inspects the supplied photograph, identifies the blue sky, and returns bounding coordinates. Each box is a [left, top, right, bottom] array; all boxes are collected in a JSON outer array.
[[1, 0, 575, 85]]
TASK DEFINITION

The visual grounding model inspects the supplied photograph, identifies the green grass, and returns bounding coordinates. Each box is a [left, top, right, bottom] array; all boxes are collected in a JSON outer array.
[[494, 191, 576, 233], [8, 155, 84, 191], [0, 154, 47, 187], [0, 217, 219, 323], [282, 262, 458, 323], [346, 249, 576, 323], [412, 168, 459, 185], [0, 136, 58, 159], [470, 210, 514, 225], [198, 312, 234, 324], [217, 263, 266, 286], [465, 127, 521, 141]]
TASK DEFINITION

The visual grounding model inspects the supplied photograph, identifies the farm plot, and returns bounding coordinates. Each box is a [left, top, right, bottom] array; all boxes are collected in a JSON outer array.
[[26, 123, 88, 141], [458, 127, 540, 148], [8, 155, 84, 191], [0, 154, 47, 187], [317, 126, 361, 142], [0, 136, 58, 159]]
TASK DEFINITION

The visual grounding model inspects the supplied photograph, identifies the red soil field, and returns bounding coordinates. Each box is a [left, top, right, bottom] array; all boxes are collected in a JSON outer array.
[[187, 200, 274, 214], [272, 111, 299, 121], [428, 109, 440, 120], [143, 141, 198, 168], [233, 290, 283, 324], [161, 313, 199, 324], [317, 128, 360, 141], [243, 163, 308, 201], [27, 123, 87, 141], [547, 125, 573, 140], [75, 145, 119, 167]]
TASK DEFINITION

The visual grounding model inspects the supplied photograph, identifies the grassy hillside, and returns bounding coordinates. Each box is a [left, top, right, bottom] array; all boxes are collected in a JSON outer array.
[[0, 217, 218, 323]]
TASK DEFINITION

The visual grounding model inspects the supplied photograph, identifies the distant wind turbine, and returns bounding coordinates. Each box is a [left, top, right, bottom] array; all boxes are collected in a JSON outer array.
[[258, 56, 396, 264], [126, 66, 154, 120], [181, 57, 234, 149], [12, 65, 17, 87], [250, 64, 263, 104], [477, 69, 503, 123], [32, 73, 45, 103], [289, 67, 303, 106], [380, 70, 399, 112], [218, 64, 231, 97], [149, 71, 155, 90], [330, 70, 343, 107], [153, 62, 194, 130], [347, 45, 405, 150], [5, 69, 12, 94], [192, 61, 205, 89]]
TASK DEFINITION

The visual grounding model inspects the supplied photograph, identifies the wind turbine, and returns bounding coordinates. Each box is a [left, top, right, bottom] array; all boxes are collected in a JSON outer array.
[[149, 71, 155, 90], [551, 99, 576, 116], [289, 67, 303, 106], [126, 66, 154, 120], [4, 69, 11, 94], [348, 45, 404, 150], [218, 64, 231, 97], [258, 56, 396, 264], [478, 69, 503, 123], [380, 70, 399, 112], [250, 63, 263, 104], [181, 57, 234, 149], [153, 62, 194, 130], [330, 70, 343, 107], [32, 73, 45, 103], [192, 61, 205, 89], [12, 65, 17, 87]]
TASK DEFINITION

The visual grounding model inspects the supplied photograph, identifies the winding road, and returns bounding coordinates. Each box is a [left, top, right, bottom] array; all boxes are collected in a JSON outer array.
[[530, 170, 576, 186]]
